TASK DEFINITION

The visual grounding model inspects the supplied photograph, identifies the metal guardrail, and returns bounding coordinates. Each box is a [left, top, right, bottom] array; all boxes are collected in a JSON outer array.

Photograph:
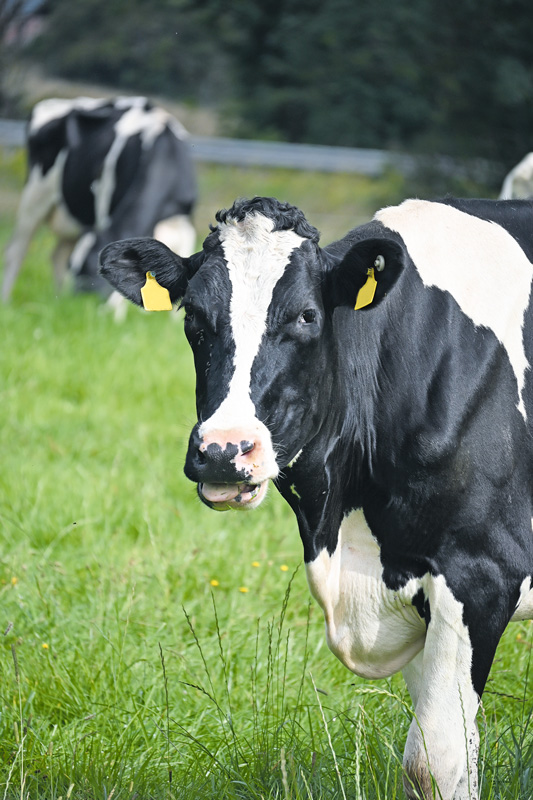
[[187, 135, 416, 176], [0, 118, 499, 181], [0, 118, 414, 177], [0, 119, 27, 147]]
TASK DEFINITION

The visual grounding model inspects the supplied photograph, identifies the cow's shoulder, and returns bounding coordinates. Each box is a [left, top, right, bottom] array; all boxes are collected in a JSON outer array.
[[27, 97, 119, 175], [374, 200, 533, 385], [27, 99, 79, 175], [442, 196, 533, 261]]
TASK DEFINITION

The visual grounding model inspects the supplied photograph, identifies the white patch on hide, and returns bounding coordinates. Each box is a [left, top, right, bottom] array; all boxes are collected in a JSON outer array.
[[154, 214, 196, 257], [30, 97, 108, 132], [376, 199, 533, 418], [305, 509, 426, 678], [93, 105, 182, 230], [511, 575, 533, 621], [402, 573, 479, 800], [29, 96, 150, 134]]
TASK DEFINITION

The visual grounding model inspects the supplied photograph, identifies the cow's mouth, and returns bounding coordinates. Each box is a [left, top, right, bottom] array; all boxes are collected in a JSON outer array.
[[198, 481, 268, 511]]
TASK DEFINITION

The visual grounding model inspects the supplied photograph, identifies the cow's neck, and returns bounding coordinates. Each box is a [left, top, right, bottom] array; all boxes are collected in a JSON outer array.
[[277, 357, 373, 561], [280, 264, 519, 573], [276, 267, 451, 562]]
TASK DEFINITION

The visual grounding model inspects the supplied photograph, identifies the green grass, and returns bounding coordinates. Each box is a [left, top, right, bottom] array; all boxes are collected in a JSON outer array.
[[0, 148, 531, 798]]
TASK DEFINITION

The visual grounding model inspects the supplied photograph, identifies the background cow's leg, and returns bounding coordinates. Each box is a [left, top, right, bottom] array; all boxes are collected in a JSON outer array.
[[402, 651, 479, 800], [400, 576, 481, 800], [51, 239, 76, 292], [105, 291, 128, 323], [3, 170, 60, 302]]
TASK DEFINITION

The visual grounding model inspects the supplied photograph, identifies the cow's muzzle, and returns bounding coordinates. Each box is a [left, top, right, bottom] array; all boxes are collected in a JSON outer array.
[[184, 424, 277, 511]]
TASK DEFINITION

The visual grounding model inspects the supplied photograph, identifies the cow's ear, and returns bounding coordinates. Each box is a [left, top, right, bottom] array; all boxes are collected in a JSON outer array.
[[327, 237, 406, 310], [99, 237, 196, 307]]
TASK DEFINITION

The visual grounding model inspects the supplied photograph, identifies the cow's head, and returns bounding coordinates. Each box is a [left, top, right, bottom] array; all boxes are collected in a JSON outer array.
[[99, 197, 404, 510]]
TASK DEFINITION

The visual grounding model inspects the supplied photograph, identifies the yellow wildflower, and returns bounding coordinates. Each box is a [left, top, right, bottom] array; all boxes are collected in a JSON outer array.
[[239, 586, 249, 593], [42, 643, 49, 650], [280, 564, 289, 572], [210, 579, 219, 587], [252, 561, 260, 567]]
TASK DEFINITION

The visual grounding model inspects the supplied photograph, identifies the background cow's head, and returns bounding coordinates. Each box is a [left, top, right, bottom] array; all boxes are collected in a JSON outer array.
[[100, 197, 405, 510]]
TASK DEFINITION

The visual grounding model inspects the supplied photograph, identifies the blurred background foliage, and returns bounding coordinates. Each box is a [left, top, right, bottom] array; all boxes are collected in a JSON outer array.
[[2, 0, 533, 172]]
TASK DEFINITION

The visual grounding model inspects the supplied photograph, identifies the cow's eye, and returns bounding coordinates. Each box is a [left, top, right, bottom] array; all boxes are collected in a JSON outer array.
[[299, 309, 317, 324], [183, 305, 195, 324]]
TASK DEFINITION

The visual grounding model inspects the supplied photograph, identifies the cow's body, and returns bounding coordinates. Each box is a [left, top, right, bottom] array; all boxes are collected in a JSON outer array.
[[3, 96, 196, 303], [99, 196, 533, 800]]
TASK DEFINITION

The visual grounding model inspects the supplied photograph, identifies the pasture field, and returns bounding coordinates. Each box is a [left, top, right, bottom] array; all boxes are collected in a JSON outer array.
[[0, 147, 531, 799]]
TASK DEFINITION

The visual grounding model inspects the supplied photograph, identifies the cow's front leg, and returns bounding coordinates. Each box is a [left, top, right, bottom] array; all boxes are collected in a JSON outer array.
[[402, 650, 479, 800], [52, 239, 76, 289], [3, 162, 62, 302], [401, 575, 481, 800]]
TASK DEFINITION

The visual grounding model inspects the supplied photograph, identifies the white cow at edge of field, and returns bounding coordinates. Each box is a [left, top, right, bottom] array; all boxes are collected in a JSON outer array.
[[499, 152, 533, 200]]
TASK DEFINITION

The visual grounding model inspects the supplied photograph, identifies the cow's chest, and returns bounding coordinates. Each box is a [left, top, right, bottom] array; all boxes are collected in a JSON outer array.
[[305, 509, 426, 678]]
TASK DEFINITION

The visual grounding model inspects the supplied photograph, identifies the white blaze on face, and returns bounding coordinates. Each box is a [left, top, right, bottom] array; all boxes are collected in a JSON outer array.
[[376, 199, 533, 418], [198, 213, 305, 474]]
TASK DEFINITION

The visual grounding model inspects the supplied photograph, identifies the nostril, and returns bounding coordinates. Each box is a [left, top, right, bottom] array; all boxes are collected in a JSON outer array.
[[197, 449, 207, 464], [241, 440, 255, 455]]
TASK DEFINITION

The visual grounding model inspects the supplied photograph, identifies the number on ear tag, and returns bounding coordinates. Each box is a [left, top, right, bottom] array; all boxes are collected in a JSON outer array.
[[141, 272, 172, 311], [354, 267, 377, 310]]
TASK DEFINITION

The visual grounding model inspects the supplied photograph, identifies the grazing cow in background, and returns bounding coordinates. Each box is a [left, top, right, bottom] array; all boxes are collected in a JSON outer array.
[[499, 152, 533, 199], [100, 196, 533, 800], [2, 96, 196, 306]]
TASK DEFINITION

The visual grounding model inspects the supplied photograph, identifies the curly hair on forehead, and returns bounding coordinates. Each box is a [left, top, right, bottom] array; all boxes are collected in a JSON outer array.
[[214, 196, 321, 243]]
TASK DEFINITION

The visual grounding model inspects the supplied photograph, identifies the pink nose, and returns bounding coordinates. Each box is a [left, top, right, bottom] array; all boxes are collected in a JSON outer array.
[[198, 430, 262, 474], [185, 429, 263, 485], [185, 420, 279, 487]]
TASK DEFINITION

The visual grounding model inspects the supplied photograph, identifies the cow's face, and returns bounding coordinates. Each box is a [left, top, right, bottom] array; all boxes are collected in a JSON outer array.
[[100, 198, 405, 511], [181, 211, 332, 510]]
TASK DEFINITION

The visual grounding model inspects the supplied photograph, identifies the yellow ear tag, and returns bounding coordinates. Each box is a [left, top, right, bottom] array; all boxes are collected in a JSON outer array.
[[354, 267, 377, 310], [140, 271, 172, 311]]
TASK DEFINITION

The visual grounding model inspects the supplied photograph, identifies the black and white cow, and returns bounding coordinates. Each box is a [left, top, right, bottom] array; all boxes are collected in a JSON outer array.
[[500, 152, 533, 200], [3, 96, 196, 304], [99, 196, 533, 800]]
